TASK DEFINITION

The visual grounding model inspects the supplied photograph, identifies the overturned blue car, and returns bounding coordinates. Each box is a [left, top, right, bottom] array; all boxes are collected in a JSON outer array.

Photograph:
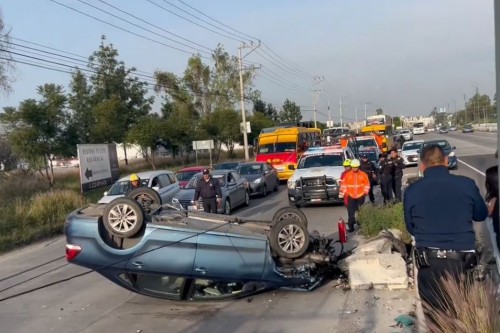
[[65, 188, 347, 301]]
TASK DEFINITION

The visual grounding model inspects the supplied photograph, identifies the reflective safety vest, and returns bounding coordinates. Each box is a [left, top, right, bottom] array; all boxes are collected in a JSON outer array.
[[340, 170, 370, 199]]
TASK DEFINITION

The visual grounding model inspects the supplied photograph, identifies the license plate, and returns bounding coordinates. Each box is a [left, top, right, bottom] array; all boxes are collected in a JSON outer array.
[[311, 198, 322, 202]]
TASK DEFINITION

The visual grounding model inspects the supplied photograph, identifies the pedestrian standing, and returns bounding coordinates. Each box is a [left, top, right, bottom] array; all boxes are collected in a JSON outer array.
[[193, 169, 222, 213], [340, 159, 351, 207], [378, 153, 394, 204], [403, 144, 488, 325], [359, 153, 378, 204], [340, 159, 370, 232], [389, 148, 405, 202]]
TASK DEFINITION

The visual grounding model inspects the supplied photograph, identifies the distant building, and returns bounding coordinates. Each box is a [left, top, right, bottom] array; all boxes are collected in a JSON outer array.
[[401, 116, 434, 128]]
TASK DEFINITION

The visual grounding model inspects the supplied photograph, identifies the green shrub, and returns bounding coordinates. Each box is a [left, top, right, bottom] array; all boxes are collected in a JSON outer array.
[[357, 202, 412, 244]]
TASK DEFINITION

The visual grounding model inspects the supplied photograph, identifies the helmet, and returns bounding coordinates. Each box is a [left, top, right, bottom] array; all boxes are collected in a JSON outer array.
[[130, 173, 140, 182], [343, 159, 351, 167], [350, 159, 361, 168]]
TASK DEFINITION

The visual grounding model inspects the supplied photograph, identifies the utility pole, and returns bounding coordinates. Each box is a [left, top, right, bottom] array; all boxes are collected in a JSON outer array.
[[312, 89, 322, 128], [238, 41, 260, 161], [339, 97, 343, 127]]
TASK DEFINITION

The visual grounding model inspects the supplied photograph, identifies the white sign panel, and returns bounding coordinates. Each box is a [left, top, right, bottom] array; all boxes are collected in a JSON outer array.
[[77, 144, 119, 192], [193, 140, 214, 150], [240, 121, 251, 133]]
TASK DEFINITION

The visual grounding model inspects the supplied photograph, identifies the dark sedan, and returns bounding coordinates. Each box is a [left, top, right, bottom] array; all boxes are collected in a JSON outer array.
[[417, 139, 457, 176], [64, 195, 346, 302], [236, 162, 279, 197], [462, 124, 474, 133]]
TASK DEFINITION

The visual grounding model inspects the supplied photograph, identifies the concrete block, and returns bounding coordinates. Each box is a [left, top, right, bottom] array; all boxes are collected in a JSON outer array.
[[347, 253, 408, 290], [353, 238, 392, 255]]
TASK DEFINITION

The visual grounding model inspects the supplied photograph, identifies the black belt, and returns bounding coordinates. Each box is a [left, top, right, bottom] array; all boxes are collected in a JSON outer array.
[[421, 248, 472, 261]]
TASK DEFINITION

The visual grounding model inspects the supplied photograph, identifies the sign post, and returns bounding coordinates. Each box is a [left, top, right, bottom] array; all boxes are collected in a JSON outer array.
[[192, 140, 214, 167], [77, 144, 120, 193]]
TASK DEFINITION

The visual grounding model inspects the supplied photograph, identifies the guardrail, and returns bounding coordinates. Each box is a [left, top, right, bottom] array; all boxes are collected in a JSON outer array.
[[472, 123, 498, 132]]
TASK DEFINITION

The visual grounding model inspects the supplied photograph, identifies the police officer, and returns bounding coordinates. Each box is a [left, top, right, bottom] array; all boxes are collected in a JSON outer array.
[[389, 148, 405, 202], [193, 169, 222, 213], [378, 153, 394, 204], [359, 154, 377, 204], [404, 144, 488, 323]]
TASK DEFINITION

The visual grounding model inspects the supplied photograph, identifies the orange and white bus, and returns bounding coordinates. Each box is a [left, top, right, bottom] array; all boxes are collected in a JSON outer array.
[[255, 127, 321, 180], [360, 115, 394, 153]]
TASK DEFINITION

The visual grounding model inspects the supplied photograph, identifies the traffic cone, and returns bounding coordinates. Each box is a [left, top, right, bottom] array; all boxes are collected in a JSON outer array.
[[338, 217, 348, 243]]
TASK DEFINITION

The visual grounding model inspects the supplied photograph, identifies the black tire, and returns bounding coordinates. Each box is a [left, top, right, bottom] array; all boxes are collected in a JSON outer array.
[[261, 184, 268, 197], [273, 206, 308, 227], [224, 198, 231, 215], [103, 198, 145, 238], [273, 179, 279, 192], [244, 191, 250, 207], [269, 219, 310, 259], [126, 187, 162, 215]]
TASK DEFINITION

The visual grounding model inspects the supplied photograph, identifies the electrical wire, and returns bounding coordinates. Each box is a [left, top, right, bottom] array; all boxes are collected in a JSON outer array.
[[0, 255, 66, 283], [0, 262, 69, 294], [0, 217, 234, 302], [145, 0, 242, 43], [77, 0, 211, 56], [49, 0, 207, 58]]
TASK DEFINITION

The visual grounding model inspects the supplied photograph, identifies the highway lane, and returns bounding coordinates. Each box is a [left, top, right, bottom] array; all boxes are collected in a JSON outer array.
[[4, 132, 496, 333]]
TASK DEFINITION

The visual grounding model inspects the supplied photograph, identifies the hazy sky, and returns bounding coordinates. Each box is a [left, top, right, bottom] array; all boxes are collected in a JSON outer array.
[[0, 0, 496, 123]]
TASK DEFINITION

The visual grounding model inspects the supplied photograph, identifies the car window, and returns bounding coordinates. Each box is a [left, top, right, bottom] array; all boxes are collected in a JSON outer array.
[[151, 177, 160, 188], [134, 274, 184, 300], [403, 142, 423, 151], [185, 175, 201, 189], [354, 138, 377, 148], [423, 141, 451, 150], [190, 279, 267, 301], [238, 164, 263, 175], [298, 153, 343, 169], [167, 173, 177, 183], [212, 174, 226, 187], [107, 178, 149, 195], [231, 172, 241, 181], [176, 171, 199, 181], [158, 174, 171, 188]]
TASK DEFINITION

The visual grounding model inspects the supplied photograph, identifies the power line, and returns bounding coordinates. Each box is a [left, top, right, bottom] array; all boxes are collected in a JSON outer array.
[[78, 0, 211, 54], [258, 47, 312, 79], [254, 49, 311, 83], [160, 0, 248, 42], [145, 0, 242, 43], [261, 43, 314, 78], [49, 0, 208, 58], [176, 0, 258, 41]]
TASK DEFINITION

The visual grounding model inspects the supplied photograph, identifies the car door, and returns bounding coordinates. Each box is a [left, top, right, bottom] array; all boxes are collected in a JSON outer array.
[[267, 163, 278, 188], [193, 232, 268, 280], [157, 173, 179, 204], [125, 226, 197, 276], [230, 171, 245, 205], [225, 172, 239, 205]]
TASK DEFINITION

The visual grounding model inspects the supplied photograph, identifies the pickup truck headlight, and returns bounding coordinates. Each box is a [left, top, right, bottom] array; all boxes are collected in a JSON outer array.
[[287, 180, 296, 190], [449, 152, 455, 157]]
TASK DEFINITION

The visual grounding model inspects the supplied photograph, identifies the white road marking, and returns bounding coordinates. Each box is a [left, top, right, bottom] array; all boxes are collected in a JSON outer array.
[[457, 159, 486, 176]]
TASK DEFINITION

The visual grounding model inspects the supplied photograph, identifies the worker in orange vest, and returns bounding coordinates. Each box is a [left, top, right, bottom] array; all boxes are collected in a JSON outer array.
[[340, 159, 352, 206], [340, 159, 371, 232]]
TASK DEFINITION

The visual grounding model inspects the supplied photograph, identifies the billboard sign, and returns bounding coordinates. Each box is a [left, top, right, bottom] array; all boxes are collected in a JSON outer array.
[[77, 144, 120, 193]]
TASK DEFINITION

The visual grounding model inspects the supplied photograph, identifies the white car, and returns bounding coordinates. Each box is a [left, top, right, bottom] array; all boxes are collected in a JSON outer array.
[[398, 129, 413, 141], [399, 140, 424, 166], [98, 170, 180, 204], [287, 146, 355, 207]]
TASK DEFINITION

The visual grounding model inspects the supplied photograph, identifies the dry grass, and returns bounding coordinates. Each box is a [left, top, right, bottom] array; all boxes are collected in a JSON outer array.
[[423, 272, 500, 333]]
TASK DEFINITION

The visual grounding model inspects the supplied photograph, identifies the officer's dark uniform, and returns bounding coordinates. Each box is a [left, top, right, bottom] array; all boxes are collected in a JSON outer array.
[[194, 170, 222, 213], [389, 150, 405, 202], [378, 154, 394, 203], [359, 156, 377, 204], [404, 165, 488, 317]]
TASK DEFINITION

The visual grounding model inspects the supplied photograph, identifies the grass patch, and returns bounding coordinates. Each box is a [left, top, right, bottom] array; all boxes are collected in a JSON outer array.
[[357, 202, 412, 244]]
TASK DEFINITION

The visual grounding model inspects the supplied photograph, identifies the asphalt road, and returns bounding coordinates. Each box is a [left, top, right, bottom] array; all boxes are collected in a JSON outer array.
[[0, 131, 496, 333]]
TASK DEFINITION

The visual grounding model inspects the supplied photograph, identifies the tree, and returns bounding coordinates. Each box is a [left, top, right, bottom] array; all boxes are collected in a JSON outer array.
[[0, 10, 14, 94], [393, 116, 402, 128], [0, 84, 70, 187], [266, 103, 279, 123], [68, 69, 93, 144], [279, 99, 302, 123], [246, 111, 275, 148], [127, 114, 164, 169], [201, 109, 240, 159], [0, 133, 16, 170], [375, 108, 383, 115], [253, 98, 266, 114]]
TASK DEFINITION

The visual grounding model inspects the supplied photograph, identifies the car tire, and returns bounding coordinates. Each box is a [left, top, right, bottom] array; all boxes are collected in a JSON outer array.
[[244, 191, 250, 206], [272, 206, 308, 227], [269, 219, 310, 259], [273, 179, 279, 192], [103, 198, 145, 238], [261, 185, 268, 197], [126, 187, 162, 215], [224, 198, 231, 215]]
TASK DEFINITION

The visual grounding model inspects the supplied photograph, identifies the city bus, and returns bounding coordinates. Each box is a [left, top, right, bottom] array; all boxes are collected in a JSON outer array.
[[360, 114, 394, 153], [412, 122, 425, 135], [255, 127, 321, 180]]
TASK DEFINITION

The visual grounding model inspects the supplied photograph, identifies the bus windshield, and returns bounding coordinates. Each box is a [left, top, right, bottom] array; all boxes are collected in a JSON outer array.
[[413, 122, 424, 128], [257, 142, 296, 154]]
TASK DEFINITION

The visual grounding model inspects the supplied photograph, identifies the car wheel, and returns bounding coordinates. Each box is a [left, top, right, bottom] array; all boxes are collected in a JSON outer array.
[[261, 185, 268, 197], [103, 198, 144, 238], [273, 179, 279, 192], [244, 191, 250, 206], [224, 198, 231, 215], [272, 206, 308, 227], [126, 187, 162, 215], [269, 219, 310, 259]]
